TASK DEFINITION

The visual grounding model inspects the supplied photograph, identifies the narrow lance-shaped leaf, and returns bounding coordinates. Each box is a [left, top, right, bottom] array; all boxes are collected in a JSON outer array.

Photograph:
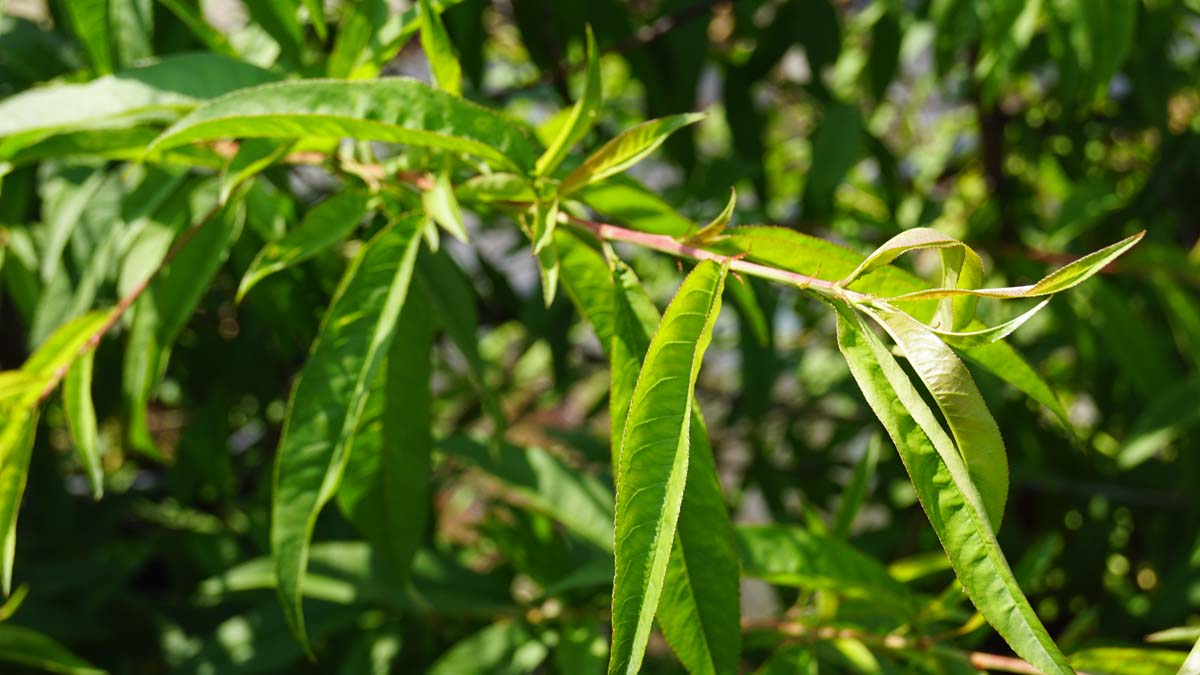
[[0, 410, 37, 596], [271, 214, 423, 653], [927, 298, 1052, 349], [418, 0, 462, 96], [865, 303, 1009, 531], [832, 300, 1073, 675], [560, 237, 741, 675], [423, 169, 468, 243], [885, 231, 1145, 303], [535, 26, 601, 176], [63, 350, 103, 500], [337, 288, 435, 581], [237, 191, 373, 302], [559, 113, 705, 197], [831, 432, 882, 539], [63, 0, 113, 74], [0, 623, 107, 675], [1181, 636, 1200, 675], [220, 139, 295, 205], [684, 188, 736, 246], [610, 260, 727, 675], [147, 79, 540, 173]]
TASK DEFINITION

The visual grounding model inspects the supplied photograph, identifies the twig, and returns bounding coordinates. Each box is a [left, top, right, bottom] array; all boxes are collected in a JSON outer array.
[[561, 213, 871, 303], [36, 202, 224, 404]]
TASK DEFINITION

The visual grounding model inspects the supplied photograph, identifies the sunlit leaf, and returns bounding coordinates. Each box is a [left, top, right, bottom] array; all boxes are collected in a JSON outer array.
[[147, 79, 540, 172], [560, 113, 705, 197], [418, 0, 462, 96], [610, 260, 727, 675], [271, 214, 423, 652], [63, 350, 103, 500], [536, 26, 601, 176], [0, 623, 106, 675], [423, 169, 469, 242]]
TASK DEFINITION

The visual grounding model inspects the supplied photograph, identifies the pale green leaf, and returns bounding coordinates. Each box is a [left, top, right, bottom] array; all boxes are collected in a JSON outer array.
[[423, 169, 468, 242], [1068, 647, 1186, 675], [63, 0, 113, 74], [926, 299, 1051, 348], [831, 432, 882, 539], [0, 623, 106, 675], [610, 260, 727, 675], [271, 215, 423, 653], [237, 190, 372, 302], [418, 0, 462, 96], [832, 300, 1072, 675], [536, 26, 601, 176], [885, 231, 1145, 303], [532, 196, 558, 254], [865, 303, 1008, 530], [147, 79, 539, 172], [536, 237, 559, 308], [301, 0, 326, 40], [63, 350, 103, 500], [1181, 637, 1200, 675], [1116, 376, 1200, 470], [560, 113, 705, 197], [579, 176, 694, 237]]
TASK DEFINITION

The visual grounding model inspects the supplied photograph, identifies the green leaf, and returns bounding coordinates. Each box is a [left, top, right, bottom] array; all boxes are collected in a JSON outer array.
[[556, 230, 617, 351], [865, 303, 1008, 531], [18, 309, 111, 397], [1181, 638, 1200, 675], [684, 188, 736, 246], [532, 195, 558, 254], [961, 340, 1073, 437], [610, 259, 727, 675], [271, 214, 423, 653], [423, 169, 469, 242], [0, 410, 36, 596], [536, 237, 559, 308], [155, 0, 237, 57], [147, 79, 539, 173], [237, 191, 373, 302], [885, 231, 1145, 303], [0, 54, 279, 161], [243, 0, 306, 67], [427, 621, 548, 675], [441, 436, 614, 552], [337, 289, 435, 581], [456, 173, 535, 204], [535, 25, 601, 176], [1068, 647, 1186, 675], [579, 177, 694, 237], [418, 0, 463, 96], [63, 0, 113, 74], [840, 227, 984, 331], [0, 623, 106, 675], [220, 139, 294, 205], [607, 261, 740, 675], [560, 113, 705, 197], [415, 251, 507, 432], [735, 524, 913, 614], [927, 299, 1052, 348], [63, 350, 103, 500], [832, 300, 1072, 675], [301, 0, 326, 40]]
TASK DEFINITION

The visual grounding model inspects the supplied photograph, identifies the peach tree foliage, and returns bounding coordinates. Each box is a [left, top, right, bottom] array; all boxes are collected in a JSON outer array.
[[0, 2, 1185, 675]]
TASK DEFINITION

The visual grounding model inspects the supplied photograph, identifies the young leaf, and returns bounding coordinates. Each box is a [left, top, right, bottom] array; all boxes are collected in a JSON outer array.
[[532, 196, 558, 254], [63, 0, 113, 74], [684, 188, 736, 246], [535, 26, 601, 176], [422, 169, 468, 242], [337, 288, 434, 582], [610, 260, 727, 675], [63, 350, 103, 500], [536, 236, 560, 308], [237, 191, 372, 302], [865, 303, 1009, 531], [271, 214, 423, 653], [456, 173, 536, 204], [146, 79, 540, 173], [885, 231, 1145, 303], [561, 241, 741, 675], [832, 301, 1073, 675], [418, 0, 463, 96], [559, 113, 705, 197]]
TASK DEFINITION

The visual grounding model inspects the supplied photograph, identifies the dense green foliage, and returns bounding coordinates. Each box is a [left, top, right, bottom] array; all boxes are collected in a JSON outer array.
[[0, 1, 1198, 674]]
